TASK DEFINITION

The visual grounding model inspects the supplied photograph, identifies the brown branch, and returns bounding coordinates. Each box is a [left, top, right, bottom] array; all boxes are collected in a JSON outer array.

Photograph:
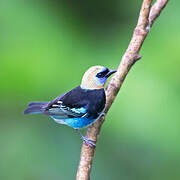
[[76, 0, 168, 179]]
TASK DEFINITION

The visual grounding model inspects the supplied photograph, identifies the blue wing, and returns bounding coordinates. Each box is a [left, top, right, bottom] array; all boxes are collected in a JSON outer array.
[[45, 100, 88, 119]]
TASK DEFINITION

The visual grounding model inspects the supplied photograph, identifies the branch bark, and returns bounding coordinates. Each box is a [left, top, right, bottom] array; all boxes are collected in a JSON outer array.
[[76, 0, 168, 179]]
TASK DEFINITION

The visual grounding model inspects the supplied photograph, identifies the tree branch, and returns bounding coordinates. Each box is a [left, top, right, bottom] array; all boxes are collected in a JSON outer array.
[[76, 0, 168, 179]]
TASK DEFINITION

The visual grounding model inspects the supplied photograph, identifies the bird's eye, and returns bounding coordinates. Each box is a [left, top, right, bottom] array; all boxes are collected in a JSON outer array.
[[96, 73, 104, 78]]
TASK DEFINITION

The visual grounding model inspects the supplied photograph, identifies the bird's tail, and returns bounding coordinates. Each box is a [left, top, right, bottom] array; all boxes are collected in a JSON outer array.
[[24, 101, 49, 114]]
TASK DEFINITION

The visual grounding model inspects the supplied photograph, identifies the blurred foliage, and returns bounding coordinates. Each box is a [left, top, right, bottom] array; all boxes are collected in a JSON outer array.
[[0, 0, 180, 179]]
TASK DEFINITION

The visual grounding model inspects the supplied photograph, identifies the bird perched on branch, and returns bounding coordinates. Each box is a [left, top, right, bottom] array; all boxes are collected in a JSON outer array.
[[24, 66, 116, 146]]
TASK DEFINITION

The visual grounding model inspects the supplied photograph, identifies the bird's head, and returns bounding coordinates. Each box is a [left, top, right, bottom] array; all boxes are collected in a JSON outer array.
[[80, 66, 117, 89]]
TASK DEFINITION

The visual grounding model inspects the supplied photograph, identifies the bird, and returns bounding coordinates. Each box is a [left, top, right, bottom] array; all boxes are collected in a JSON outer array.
[[24, 65, 116, 146]]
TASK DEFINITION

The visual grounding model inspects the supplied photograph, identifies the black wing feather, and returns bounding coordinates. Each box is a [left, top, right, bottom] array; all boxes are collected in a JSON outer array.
[[44, 86, 106, 119]]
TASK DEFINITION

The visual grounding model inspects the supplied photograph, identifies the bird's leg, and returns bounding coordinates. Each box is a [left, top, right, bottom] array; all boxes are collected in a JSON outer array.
[[76, 129, 96, 147], [100, 112, 105, 118]]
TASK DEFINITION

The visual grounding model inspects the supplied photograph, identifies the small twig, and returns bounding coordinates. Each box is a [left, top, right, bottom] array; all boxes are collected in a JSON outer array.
[[76, 0, 168, 179], [149, 0, 168, 28]]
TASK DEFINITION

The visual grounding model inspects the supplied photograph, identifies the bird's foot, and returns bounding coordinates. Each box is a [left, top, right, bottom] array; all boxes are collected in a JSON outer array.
[[82, 136, 96, 147], [76, 129, 96, 147], [100, 112, 105, 117]]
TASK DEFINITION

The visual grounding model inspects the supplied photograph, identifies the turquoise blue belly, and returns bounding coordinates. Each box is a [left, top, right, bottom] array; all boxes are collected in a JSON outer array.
[[51, 116, 96, 129]]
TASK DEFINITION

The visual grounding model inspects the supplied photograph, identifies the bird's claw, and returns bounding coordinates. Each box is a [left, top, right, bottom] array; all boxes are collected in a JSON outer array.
[[82, 136, 96, 147], [76, 129, 96, 147], [100, 112, 105, 118]]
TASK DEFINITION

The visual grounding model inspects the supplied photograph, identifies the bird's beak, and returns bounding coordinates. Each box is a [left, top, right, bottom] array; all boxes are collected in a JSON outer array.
[[105, 69, 117, 78]]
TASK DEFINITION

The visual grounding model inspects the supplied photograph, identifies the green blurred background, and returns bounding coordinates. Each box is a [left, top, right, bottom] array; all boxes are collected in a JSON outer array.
[[1, 0, 180, 179]]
